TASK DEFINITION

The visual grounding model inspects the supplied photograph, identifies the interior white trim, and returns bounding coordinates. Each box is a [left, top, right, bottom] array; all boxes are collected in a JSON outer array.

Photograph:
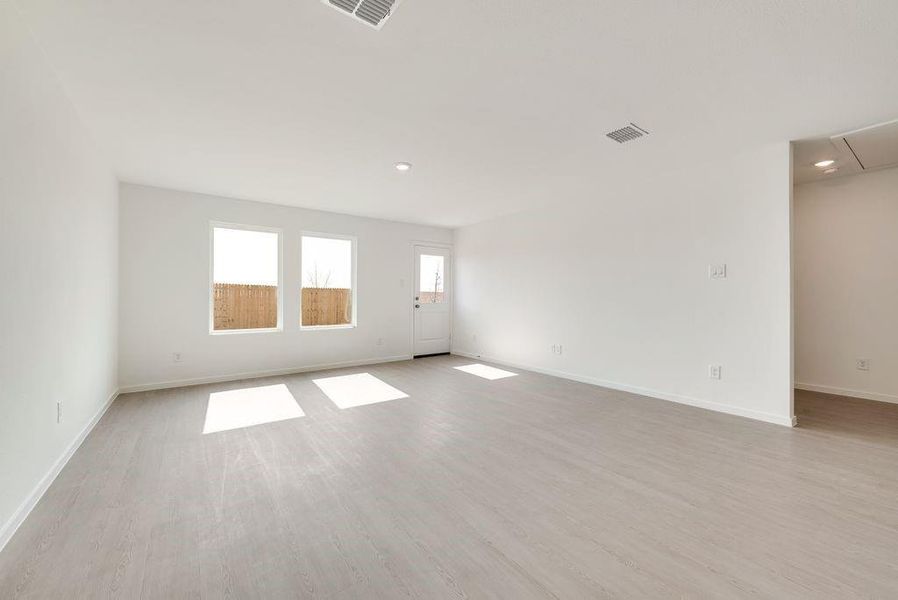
[[795, 383, 898, 406], [452, 351, 797, 427], [0, 388, 119, 554], [118, 355, 412, 394]]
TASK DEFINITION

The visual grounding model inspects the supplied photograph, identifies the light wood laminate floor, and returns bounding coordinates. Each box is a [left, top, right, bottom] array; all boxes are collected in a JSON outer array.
[[2, 355, 897, 598]]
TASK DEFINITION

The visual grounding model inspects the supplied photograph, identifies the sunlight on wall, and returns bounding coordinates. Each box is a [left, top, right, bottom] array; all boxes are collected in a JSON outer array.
[[203, 384, 304, 434], [454, 364, 518, 380], [313, 373, 409, 409]]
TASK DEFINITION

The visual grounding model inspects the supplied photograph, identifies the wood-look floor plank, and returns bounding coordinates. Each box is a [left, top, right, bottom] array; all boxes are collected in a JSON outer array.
[[2, 356, 898, 598]]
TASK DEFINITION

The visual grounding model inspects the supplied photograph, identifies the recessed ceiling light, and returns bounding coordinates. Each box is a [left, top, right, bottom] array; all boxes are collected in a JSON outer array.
[[394, 162, 412, 172], [823, 167, 838, 175], [814, 159, 835, 168]]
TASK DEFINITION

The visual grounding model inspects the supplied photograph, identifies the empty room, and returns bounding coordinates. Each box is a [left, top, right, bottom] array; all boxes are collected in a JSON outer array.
[[2, 1, 897, 598]]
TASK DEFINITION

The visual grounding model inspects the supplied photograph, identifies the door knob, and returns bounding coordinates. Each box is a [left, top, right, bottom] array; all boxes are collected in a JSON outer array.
[[415, 304, 420, 308]]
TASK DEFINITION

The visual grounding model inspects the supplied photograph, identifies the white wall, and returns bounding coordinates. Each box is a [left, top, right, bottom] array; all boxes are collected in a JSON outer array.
[[794, 167, 898, 403], [452, 143, 794, 426], [0, 3, 118, 547], [118, 184, 452, 389]]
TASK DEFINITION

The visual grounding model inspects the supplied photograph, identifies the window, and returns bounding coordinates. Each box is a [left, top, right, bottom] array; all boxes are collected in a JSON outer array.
[[211, 225, 281, 332], [301, 234, 355, 327], [419, 254, 445, 303]]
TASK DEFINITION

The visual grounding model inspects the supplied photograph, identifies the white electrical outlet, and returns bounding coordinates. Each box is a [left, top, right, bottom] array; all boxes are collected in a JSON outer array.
[[856, 358, 870, 371], [551, 344, 564, 355], [376, 338, 384, 346], [172, 352, 183, 363], [57, 401, 62, 423], [708, 364, 722, 379], [708, 264, 727, 279]]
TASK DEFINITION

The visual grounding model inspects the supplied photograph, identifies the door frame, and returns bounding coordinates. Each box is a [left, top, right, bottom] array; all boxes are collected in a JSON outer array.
[[409, 241, 454, 357]]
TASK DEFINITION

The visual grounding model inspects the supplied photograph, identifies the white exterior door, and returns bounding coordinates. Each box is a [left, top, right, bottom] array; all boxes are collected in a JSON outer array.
[[413, 246, 451, 356]]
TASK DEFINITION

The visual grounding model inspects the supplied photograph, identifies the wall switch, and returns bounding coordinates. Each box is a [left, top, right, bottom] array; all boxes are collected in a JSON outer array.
[[708, 264, 727, 279], [708, 364, 722, 379], [57, 401, 62, 423], [856, 358, 870, 371], [551, 344, 564, 355], [172, 352, 183, 363]]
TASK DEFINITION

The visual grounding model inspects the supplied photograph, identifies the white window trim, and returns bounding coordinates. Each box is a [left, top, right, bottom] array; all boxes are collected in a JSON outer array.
[[209, 221, 284, 335], [299, 231, 358, 330]]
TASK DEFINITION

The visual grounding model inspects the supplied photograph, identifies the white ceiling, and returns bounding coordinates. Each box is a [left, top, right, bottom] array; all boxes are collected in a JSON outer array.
[[16, 1, 898, 227]]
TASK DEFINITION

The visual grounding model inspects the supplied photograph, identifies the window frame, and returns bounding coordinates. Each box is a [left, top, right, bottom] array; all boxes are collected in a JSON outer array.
[[209, 221, 284, 335], [299, 231, 358, 331]]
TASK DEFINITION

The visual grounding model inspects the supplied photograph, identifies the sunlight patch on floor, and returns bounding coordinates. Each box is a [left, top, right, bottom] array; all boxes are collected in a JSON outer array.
[[313, 372, 409, 409], [203, 384, 304, 434], [454, 363, 518, 380]]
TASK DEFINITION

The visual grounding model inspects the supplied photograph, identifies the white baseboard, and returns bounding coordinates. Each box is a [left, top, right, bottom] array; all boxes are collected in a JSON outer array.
[[452, 350, 796, 427], [0, 388, 119, 554], [795, 382, 898, 405], [119, 355, 413, 394]]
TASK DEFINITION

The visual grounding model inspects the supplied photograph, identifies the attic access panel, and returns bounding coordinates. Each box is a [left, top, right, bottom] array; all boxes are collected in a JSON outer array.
[[838, 120, 898, 171]]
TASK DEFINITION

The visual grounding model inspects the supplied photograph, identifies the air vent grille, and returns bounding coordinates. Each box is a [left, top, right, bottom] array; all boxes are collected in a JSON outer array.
[[330, 0, 359, 12], [325, 0, 400, 29], [606, 123, 650, 144]]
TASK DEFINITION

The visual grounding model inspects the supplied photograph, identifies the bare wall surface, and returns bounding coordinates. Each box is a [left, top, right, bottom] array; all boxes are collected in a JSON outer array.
[[794, 167, 898, 403], [118, 184, 451, 389], [452, 143, 793, 425], [0, 3, 118, 547]]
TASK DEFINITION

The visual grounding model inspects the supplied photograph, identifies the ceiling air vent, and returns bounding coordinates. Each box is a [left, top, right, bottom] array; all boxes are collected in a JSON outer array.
[[324, 0, 402, 30], [606, 123, 650, 144]]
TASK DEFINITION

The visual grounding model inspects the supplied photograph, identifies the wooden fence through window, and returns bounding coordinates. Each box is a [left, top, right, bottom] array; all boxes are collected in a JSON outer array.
[[213, 283, 277, 330], [212, 283, 352, 330], [301, 287, 352, 326]]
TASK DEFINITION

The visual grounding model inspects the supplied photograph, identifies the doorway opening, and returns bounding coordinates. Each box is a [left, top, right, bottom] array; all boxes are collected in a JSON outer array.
[[792, 119, 898, 432]]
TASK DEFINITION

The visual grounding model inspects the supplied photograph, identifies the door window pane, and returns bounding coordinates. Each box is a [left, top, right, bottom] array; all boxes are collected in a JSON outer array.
[[419, 254, 445, 304], [302, 236, 354, 327], [212, 227, 279, 331]]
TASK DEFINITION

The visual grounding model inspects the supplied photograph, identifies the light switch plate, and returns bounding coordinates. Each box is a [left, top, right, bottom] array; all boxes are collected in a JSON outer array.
[[708, 264, 727, 279]]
